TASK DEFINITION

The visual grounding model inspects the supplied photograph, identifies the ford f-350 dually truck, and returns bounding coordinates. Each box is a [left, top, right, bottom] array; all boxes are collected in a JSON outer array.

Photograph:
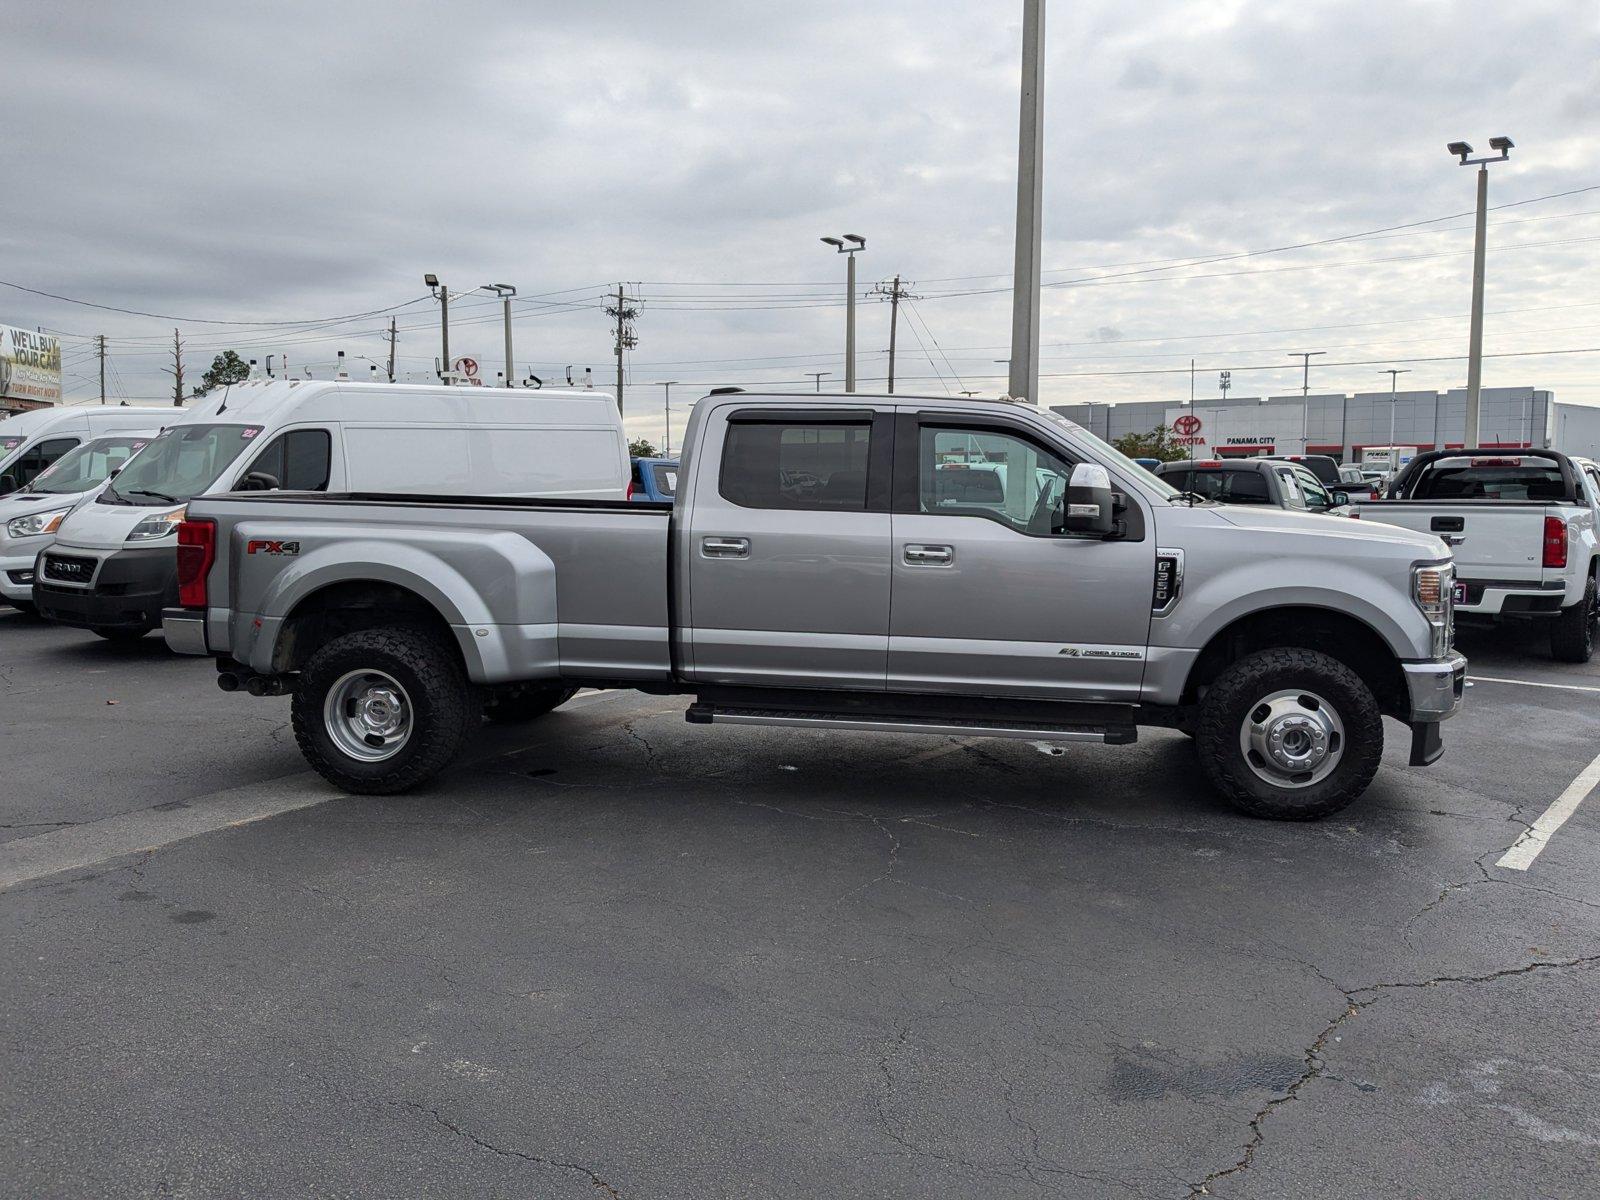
[[163, 392, 1466, 820]]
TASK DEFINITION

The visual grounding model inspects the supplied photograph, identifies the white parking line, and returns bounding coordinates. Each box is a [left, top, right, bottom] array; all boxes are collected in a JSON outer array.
[[1469, 675, 1600, 696], [1497, 747, 1600, 871]]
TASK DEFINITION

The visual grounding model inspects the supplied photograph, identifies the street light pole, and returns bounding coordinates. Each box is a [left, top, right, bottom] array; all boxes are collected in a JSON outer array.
[[805, 371, 831, 392], [485, 284, 517, 387], [655, 381, 679, 455], [424, 274, 449, 381], [1288, 350, 1325, 450], [1384, 368, 1411, 449], [821, 235, 866, 391], [1448, 136, 1514, 447], [1009, 0, 1045, 404]]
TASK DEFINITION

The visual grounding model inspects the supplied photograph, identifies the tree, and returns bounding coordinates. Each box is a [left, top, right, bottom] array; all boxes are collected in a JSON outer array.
[[193, 350, 251, 397], [1112, 424, 1188, 463], [628, 438, 658, 458], [165, 328, 185, 406]]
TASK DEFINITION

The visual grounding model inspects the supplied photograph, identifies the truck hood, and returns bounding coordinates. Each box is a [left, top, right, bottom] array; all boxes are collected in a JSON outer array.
[[1211, 504, 1450, 559], [0, 487, 97, 519], [51, 497, 184, 551]]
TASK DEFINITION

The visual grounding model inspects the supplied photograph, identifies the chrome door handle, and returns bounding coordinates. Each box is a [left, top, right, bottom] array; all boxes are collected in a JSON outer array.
[[702, 536, 750, 558], [903, 543, 953, 566]]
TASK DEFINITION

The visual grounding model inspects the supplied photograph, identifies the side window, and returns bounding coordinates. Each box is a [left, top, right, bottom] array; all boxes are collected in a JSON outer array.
[[1294, 466, 1331, 508], [10, 438, 79, 489], [242, 430, 331, 491], [1222, 470, 1271, 504], [720, 420, 871, 510], [918, 426, 1073, 536], [1584, 468, 1600, 505]]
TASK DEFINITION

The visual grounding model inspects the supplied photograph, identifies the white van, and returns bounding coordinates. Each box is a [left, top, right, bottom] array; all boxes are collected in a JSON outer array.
[[0, 405, 177, 497], [0, 429, 165, 612], [34, 380, 627, 639]]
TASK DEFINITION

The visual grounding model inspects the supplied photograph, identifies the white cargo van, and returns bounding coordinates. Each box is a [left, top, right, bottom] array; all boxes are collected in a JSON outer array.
[[0, 429, 165, 612], [0, 405, 177, 496], [34, 380, 627, 640]]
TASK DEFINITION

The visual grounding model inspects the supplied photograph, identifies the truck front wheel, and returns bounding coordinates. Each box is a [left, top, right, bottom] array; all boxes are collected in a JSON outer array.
[[1549, 575, 1597, 664], [1195, 648, 1383, 820], [291, 627, 480, 795]]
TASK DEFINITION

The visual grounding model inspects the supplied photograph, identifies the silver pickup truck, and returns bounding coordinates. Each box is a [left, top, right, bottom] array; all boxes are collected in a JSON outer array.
[[163, 392, 1465, 820], [1350, 448, 1600, 662]]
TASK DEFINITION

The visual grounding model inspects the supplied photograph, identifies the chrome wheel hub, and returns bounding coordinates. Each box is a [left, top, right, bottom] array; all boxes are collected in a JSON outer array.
[[1239, 689, 1344, 789], [325, 669, 413, 762]]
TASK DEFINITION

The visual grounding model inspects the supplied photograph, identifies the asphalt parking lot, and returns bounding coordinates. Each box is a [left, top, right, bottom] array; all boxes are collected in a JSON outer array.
[[2, 608, 1597, 1199]]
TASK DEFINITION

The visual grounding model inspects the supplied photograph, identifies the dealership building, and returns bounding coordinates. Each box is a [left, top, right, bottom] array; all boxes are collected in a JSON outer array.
[[1051, 386, 1562, 462]]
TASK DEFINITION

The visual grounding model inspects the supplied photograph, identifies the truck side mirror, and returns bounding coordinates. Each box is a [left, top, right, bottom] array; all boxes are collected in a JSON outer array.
[[237, 471, 281, 492], [1329, 489, 1350, 508], [0, 473, 17, 496], [1064, 462, 1115, 536]]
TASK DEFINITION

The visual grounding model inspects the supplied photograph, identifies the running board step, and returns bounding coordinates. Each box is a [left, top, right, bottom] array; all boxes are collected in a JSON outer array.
[[685, 702, 1136, 745]]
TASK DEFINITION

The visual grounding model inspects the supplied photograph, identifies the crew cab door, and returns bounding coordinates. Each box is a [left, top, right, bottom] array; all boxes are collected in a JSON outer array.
[[682, 406, 894, 689], [887, 412, 1156, 702]]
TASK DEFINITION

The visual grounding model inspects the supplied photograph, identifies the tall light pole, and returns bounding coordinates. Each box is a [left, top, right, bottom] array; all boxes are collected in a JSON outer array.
[[655, 381, 679, 454], [821, 235, 866, 391], [1383, 368, 1411, 449], [485, 284, 516, 387], [424, 274, 448, 380], [1448, 136, 1514, 447], [1288, 351, 1325, 449], [1009, 0, 1045, 404], [805, 371, 831, 392]]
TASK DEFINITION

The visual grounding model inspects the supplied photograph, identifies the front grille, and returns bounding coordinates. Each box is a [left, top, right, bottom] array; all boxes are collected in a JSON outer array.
[[41, 554, 95, 584]]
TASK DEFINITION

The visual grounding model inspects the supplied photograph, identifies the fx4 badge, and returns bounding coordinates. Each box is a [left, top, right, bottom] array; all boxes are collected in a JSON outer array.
[[246, 539, 301, 556]]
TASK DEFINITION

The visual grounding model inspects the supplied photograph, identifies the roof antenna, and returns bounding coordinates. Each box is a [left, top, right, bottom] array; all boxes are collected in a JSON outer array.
[[566, 365, 575, 386]]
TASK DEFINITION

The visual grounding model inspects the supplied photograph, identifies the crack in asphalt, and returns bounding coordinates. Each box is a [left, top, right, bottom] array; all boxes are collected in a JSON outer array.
[[1185, 953, 1600, 1196], [403, 1101, 623, 1198], [620, 719, 660, 769]]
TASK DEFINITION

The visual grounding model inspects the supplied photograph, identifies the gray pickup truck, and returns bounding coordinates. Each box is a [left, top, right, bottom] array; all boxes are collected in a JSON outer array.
[[164, 392, 1465, 819]]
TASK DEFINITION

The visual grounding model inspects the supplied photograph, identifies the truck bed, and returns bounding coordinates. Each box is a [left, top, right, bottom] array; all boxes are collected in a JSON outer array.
[[188, 491, 675, 684]]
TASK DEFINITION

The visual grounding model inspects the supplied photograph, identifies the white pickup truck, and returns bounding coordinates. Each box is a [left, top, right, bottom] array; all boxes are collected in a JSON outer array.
[[1350, 448, 1600, 661]]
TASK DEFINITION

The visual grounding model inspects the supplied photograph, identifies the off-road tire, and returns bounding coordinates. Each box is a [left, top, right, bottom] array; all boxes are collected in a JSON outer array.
[[91, 626, 148, 643], [483, 685, 577, 724], [1549, 574, 1597, 664], [291, 626, 479, 795], [1195, 647, 1383, 821]]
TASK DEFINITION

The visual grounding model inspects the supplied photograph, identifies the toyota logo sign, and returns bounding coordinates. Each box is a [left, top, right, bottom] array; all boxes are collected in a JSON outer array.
[[1173, 414, 1203, 437]]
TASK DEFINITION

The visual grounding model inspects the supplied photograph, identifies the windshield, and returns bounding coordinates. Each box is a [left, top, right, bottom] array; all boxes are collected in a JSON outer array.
[[103, 423, 263, 505], [1032, 407, 1182, 500], [27, 434, 153, 495]]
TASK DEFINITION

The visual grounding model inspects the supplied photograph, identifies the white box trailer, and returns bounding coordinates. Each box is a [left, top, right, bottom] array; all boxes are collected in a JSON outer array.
[[1360, 445, 1418, 474], [1550, 402, 1600, 460]]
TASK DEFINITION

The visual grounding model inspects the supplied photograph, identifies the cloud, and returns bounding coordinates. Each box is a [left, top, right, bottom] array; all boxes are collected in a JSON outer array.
[[2, 0, 1597, 438]]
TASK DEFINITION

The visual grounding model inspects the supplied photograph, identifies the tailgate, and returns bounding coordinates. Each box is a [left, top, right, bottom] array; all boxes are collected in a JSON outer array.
[[1356, 503, 1547, 581]]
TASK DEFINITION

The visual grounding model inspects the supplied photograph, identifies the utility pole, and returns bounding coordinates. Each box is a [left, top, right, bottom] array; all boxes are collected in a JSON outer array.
[[385, 318, 397, 382], [96, 334, 106, 404], [606, 285, 639, 414], [1008, 0, 1045, 404], [485, 284, 517, 387], [424, 274, 449, 380], [871, 276, 919, 394], [1447, 136, 1513, 447], [805, 371, 831, 392], [655, 381, 679, 454], [166, 329, 185, 406]]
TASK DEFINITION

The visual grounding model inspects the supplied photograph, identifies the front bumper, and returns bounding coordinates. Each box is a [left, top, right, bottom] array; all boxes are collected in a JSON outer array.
[[32, 544, 177, 631], [161, 607, 209, 655], [1402, 652, 1468, 721], [0, 548, 45, 601]]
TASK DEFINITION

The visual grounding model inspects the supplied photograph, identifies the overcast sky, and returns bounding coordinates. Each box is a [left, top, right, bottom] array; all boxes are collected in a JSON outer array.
[[3, 0, 1597, 445]]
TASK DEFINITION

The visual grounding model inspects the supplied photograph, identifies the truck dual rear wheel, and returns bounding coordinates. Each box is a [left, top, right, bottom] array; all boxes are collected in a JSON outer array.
[[292, 627, 480, 795], [1549, 575, 1597, 664], [1195, 648, 1383, 820]]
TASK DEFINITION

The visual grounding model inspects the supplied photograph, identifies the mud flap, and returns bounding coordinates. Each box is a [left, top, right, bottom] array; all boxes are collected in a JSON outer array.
[[1409, 721, 1445, 766]]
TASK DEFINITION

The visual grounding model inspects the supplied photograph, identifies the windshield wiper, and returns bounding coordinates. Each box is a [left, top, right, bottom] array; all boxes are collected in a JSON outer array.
[[1168, 491, 1210, 505], [125, 488, 180, 504]]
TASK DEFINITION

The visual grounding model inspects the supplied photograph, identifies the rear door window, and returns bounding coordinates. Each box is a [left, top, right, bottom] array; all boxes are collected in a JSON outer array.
[[720, 420, 872, 511], [1190, 469, 1271, 504], [1, 437, 79, 493], [650, 462, 678, 498]]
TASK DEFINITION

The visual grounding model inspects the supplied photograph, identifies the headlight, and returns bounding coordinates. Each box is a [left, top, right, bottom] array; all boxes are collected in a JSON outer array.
[[5, 508, 72, 539], [126, 506, 187, 542], [1414, 563, 1455, 657]]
